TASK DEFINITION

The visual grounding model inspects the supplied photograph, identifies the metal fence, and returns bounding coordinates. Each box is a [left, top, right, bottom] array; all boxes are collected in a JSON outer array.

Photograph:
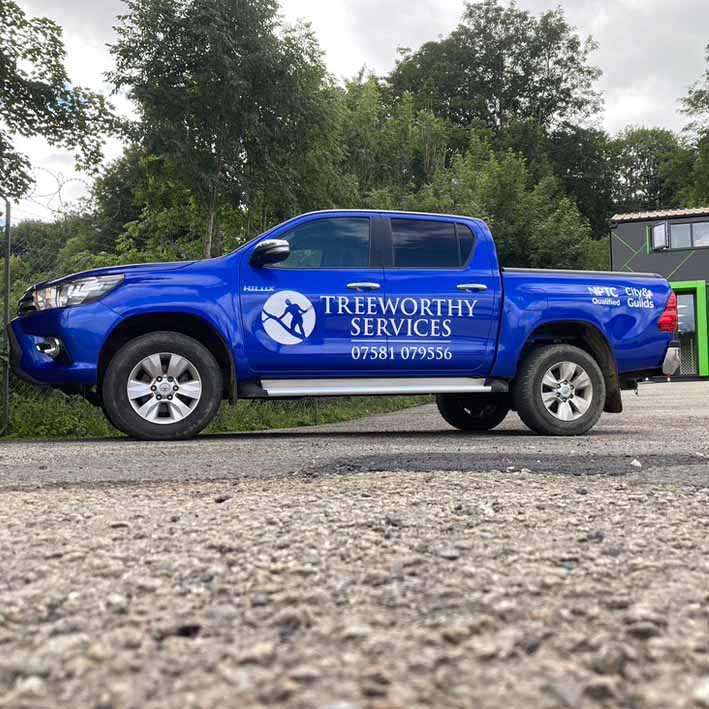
[[1, 199, 10, 436]]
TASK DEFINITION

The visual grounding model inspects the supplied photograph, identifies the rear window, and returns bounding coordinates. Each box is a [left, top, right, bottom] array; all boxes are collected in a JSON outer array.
[[391, 219, 474, 268]]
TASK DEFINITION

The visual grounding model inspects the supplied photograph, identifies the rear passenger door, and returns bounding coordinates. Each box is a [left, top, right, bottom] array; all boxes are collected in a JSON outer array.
[[381, 216, 498, 375]]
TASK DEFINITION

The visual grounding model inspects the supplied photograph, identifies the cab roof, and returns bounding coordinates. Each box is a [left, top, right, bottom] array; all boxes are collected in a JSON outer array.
[[300, 209, 482, 222]]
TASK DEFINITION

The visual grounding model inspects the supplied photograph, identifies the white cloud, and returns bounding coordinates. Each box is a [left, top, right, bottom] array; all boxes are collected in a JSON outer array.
[[10, 0, 709, 222]]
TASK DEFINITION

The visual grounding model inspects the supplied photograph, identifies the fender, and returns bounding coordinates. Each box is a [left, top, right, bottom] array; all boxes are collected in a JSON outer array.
[[98, 309, 238, 403], [492, 312, 614, 380]]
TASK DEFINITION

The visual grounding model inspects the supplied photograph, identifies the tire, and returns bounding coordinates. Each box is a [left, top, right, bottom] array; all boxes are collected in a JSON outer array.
[[514, 344, 605, 436], [101, 405, 118, 431], [102, 332, 223, 441], [436, 393, 510, 432]]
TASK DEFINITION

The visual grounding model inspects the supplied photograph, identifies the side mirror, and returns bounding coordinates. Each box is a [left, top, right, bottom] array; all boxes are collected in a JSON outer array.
[[250, 239, 290, 267]]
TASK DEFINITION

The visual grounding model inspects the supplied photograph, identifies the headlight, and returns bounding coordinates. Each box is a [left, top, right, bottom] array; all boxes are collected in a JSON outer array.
[[33, 275, 124, 311]]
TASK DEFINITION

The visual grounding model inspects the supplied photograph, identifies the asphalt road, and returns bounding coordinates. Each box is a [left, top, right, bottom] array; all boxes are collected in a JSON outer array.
[[2, 381, 709, 708], [1, 380, 709, 488]]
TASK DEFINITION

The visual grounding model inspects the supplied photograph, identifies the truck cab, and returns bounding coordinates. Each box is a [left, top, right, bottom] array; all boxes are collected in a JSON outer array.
[[9, 210, 679, 440]]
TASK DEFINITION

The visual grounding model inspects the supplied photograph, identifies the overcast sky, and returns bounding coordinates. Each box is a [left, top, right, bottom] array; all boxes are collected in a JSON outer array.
[[13, 0, 709, 222]]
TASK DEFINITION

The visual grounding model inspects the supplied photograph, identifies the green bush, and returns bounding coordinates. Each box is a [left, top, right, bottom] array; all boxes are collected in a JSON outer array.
[[7, 385, 117, 439]]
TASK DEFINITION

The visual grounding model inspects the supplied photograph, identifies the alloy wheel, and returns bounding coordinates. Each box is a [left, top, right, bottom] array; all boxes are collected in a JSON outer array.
[[540, 360, 593, 422], [126, 352, 202, 424]]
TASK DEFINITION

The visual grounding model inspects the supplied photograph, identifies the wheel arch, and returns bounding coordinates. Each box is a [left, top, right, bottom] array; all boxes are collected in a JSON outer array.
[[98, 313, 236, 404], [517, 320, 622, 414]]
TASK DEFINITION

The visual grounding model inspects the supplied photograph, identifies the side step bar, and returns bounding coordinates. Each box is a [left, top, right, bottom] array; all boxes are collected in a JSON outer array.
[[257, 377, 508, 398]]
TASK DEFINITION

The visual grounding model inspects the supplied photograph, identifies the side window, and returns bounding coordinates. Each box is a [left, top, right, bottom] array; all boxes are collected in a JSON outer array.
[[652, 220, 709, 251], [670, 223, 691, 249], [694, 222, 709, 247], [652, 222, 667, 250], [391, 219, 474, 268], [272, 218, 370, 269]]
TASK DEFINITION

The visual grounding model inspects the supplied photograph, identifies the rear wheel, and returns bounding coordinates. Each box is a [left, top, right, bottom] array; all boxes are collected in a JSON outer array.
[[102, 332, 223, 440], [514, 344, 605, 436], [436, 393, 510, 432]]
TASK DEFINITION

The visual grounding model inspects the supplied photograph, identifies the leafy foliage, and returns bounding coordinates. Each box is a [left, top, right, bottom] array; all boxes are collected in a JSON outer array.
[[683, 44, 709, 133], [681, 47, 709, 208], [684, 133, 709, 207], [0, 0, 114, 197], [612, 127, 695, 213], [108, 0, 350, 257], [388, 0, 602, 130], [547, 126, 617, 237], [402, 132, 595, 268]]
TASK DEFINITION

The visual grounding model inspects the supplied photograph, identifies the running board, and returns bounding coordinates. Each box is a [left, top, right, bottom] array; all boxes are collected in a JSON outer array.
[[257, 377, 507, 398]]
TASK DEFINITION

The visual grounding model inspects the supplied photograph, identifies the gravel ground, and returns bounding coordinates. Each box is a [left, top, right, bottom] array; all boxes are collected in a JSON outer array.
[[1, 382, 709, 708]]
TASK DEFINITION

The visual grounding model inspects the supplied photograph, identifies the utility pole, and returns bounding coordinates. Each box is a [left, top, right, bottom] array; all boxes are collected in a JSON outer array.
[[1, 199, 10, 436]]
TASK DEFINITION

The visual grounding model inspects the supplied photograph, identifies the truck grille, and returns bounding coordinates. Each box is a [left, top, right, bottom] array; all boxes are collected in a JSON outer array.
[[18, 288, 36, 316]]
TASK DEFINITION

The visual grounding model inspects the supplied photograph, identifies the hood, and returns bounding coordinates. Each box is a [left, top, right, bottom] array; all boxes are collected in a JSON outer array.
[[36, 260, 197, 288]]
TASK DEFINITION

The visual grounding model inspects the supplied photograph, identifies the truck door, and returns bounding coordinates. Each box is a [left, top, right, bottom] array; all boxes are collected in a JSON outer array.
[[381, 216, 499, 375], [239, 215, 386, 375]]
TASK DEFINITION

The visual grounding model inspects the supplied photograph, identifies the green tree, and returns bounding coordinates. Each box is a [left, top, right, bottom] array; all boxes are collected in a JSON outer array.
[[613, 127, 694, 213], [109, 0, 347, 257], [387, 0, 601, 131], [526, 177, 596, 269], [92, 146, 147, 252], [684, 133, 709, 206], [10, 219, 69, 276], [243, 82, 358, 235], [547, 126, 617, 237], [495, 119, 552, 184], [681, 49, 709, 207], [683, 44, 709, 133], [342, 75, 452, 203], [402, 130, 593, 269], [0, 0, 114, 198]]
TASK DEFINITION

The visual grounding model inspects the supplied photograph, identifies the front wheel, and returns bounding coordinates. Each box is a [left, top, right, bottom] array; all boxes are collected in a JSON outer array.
[[102, 332, 223, 441], [437, 393, 510, 432], [514, 344, 605, 436]]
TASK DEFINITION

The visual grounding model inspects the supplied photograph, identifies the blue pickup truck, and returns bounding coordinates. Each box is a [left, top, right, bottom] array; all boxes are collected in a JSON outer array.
[[9, 210, 679, 440]]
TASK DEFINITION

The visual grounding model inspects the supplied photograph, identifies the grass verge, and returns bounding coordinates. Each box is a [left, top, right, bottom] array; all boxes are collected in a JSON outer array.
[[4, 383, 431, 439]]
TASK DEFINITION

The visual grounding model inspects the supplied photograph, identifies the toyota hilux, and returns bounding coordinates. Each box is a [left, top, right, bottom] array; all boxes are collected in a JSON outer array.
[[9, 210, 680, 440]]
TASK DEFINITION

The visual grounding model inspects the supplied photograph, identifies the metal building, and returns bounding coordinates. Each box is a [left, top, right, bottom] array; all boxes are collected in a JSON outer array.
[[610, 208, 709, 377]]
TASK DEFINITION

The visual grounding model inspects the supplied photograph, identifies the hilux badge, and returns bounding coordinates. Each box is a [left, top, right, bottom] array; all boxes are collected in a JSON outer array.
[[261, 290, 316, 345]]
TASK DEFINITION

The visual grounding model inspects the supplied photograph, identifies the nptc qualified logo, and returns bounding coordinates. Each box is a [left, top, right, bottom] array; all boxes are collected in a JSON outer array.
[[261, 290, 316, 345]]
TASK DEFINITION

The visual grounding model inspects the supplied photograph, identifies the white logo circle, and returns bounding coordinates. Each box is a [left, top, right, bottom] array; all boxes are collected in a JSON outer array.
[[261, 290, 316, 345]]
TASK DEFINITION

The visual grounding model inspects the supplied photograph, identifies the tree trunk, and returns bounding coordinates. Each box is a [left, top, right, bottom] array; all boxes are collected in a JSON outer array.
[[204, 184, 218, 259], [213, 228, 224, 256], [204, 135, 225, 259]]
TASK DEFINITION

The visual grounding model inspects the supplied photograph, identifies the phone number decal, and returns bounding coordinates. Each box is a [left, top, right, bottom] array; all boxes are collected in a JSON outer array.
[[351, 345, 453, 361]]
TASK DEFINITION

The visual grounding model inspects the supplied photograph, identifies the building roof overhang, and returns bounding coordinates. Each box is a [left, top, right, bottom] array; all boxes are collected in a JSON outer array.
[[611, 207, 709, 223]]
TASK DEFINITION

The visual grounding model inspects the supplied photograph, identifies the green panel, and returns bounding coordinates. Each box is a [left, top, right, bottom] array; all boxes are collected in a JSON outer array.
[[670, 280, 709, 377]]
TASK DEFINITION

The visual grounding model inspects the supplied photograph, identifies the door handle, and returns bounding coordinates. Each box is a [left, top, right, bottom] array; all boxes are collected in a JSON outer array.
[[457, 283, 488, 292], [347, 282, 381, 291]]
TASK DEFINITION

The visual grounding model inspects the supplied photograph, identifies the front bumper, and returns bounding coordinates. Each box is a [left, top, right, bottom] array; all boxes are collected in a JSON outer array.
[[8, 302, 120, 387], [7, 322, 42, 385], [662, 343, 680, 376]]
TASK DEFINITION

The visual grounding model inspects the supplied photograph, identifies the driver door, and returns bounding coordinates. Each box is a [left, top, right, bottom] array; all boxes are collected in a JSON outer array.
[[239, 215, 386, 375]]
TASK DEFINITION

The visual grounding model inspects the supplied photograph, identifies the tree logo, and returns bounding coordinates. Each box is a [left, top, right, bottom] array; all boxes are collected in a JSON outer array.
[[261, 290, 316, 345]]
